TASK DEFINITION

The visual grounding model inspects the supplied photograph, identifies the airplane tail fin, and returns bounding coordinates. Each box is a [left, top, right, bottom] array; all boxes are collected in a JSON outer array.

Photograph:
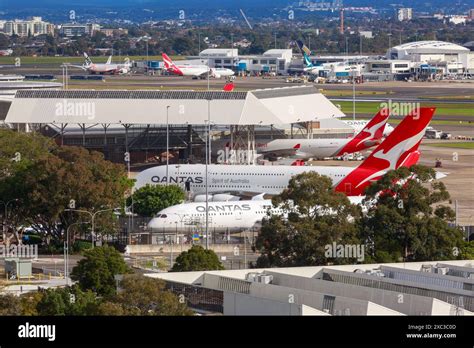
[[83, 52, 92, 66], [334, 107, 436, 196], [296, 40, 313, 67], [106, 55, 112, 65], [162, 53, 182, 75], [335, 108, 390, 156], [223, 82, 235, 92]]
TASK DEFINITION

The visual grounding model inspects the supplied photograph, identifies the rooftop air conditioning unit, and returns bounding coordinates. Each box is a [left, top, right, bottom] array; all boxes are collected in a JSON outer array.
[[245, 272, 258, 282], [256, 274, 273, 284], [421, 264, 433, 273], [435, 267, 448, 275]]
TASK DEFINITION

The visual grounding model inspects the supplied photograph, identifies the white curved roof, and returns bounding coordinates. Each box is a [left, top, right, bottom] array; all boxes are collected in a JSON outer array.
[[5, 86, 345, 125], [391, 41, 469, 53]]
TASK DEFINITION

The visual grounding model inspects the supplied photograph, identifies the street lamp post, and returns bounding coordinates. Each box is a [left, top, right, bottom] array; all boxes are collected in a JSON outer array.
[[64, 221, 87, 285], [166, 105, 170, 185], [352, 66, 356, 121], [0, 199, 17, 243], [64, 208, 116, 248], [205, 98, 211, 250]]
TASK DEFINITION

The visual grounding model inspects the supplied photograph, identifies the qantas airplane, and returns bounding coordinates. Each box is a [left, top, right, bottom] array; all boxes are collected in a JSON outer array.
[[148, 196, 365, 233], [70, 53, 132, 75], [0, 49, 13, 56], [162, 53, 234, 79], [135, 107, 437, 197], [253, 108, 390, 160], [342, 119, 394, 137]]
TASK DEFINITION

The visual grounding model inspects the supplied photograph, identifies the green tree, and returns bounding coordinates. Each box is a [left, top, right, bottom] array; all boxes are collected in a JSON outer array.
[[0, 294, 23, 315], [109, 274, 193, 316], [254, 172, 362, 267], [171, 245, 224, 272], [0, 130, 133, 244], [71, 245, 131, 297], [36, 285, 99, 316], [127, 184, 185, 217], [360, 165, 465, 263]]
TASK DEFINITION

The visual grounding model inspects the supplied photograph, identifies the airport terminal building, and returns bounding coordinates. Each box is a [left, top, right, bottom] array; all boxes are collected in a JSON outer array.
[[147, 260, 474, 316]]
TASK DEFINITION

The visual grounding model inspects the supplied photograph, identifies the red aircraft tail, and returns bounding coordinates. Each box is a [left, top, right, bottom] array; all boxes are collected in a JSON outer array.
[[334, 107, 435, 196], [335, 108, 390, 156]]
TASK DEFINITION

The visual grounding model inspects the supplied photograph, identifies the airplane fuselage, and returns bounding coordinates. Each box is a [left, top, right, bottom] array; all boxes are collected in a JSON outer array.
[[134, 164, 355, 196], [148, 196, 364, 233]]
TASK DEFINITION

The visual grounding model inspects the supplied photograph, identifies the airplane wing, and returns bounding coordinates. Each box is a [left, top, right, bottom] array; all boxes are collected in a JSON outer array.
[[196, 68, 211, 77], [68, 65, 88, 71]]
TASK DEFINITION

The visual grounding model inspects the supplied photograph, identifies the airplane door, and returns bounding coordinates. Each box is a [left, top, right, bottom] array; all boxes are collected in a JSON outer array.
[[235, 211, 243, 220]]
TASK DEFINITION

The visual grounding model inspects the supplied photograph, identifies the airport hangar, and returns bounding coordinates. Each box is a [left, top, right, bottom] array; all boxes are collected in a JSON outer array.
[[4, 86, 346, 164]]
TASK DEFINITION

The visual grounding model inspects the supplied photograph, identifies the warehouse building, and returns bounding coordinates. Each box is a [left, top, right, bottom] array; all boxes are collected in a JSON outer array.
[[147, 260, 474, 316]]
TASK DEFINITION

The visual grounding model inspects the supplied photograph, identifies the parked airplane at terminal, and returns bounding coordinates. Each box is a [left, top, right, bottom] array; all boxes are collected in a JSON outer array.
[[0, 49, 13, 56], [342, 119, 394, 137], [255, 108, 390, 159], [135, 107, 436, 197], [148, 196, 365, 232], [70, 53, 132, 75], [162, 53, 234, 78]]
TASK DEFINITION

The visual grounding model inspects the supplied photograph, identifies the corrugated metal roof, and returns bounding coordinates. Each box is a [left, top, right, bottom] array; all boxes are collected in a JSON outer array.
[[15, 89, 248, 100], [6, 86, 344, 125]]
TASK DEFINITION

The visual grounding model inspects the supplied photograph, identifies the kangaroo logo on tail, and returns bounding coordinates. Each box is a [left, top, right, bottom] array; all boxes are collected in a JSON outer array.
[[334, 107, 436, 196], [335, 108, 390, 156], [162, 53, 183, 75]]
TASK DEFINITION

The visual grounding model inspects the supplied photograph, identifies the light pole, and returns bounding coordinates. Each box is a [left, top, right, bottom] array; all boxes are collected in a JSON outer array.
[[0, 199, 17, 243], [205, 98, 211, 250], [166, 105, 170, 185], [64, 208, 116, 248], [198, 32, 201, 54], [65, 221, 87, 285], [352, 66, 356, 121]]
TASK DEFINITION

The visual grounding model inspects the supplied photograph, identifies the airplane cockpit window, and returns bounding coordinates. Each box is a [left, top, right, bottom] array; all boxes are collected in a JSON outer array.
[[161, 214, 168, 218]]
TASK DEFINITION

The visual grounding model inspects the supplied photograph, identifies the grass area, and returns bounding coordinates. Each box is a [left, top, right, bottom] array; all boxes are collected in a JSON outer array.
[[419, 95, 474, 101], [427, 142, 474, 149], [336, 100, 474, 117], [0, 55, 182, 65], [320, 90, 393, 97]]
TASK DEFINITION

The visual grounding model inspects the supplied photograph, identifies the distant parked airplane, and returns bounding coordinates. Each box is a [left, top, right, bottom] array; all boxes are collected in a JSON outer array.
[[162, 53, 234, 79], [70, 53, 132, 75]]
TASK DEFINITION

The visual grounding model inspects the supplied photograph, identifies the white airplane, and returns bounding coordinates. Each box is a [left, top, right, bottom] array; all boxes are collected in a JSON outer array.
[[342, 119, 394, 137], [0, 49, 13, 56], [148, 196, 365, 233], [70, 53, 132, 75], [135, 107, 436, 197], [162, 53, 234, 79], [252, 108, 390, 160]]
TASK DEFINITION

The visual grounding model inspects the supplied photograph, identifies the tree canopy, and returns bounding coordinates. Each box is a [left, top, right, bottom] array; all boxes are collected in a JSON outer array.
[[254, 172, 362, 267], [253, 167, 466, 267], [127, 184, 185, 217], [71, 245, 131, 297], [360, 165, 465, 263], [0, 129, 133, 245], [171, 245, 224, 272]]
